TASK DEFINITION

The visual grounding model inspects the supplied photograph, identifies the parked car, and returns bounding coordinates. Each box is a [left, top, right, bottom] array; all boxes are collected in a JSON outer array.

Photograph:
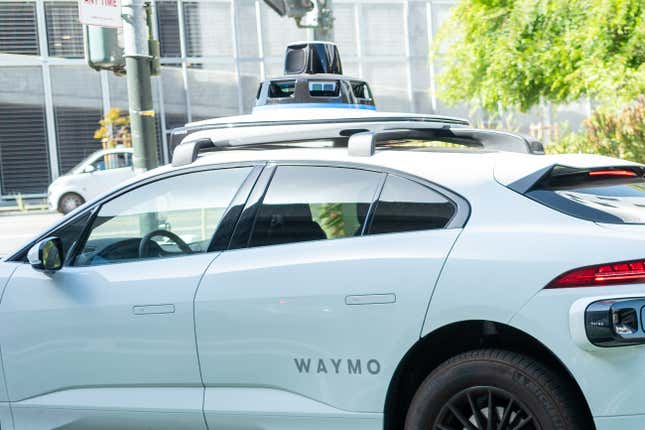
[[1, 105, 644, 430], [48, 147, 134, 214]]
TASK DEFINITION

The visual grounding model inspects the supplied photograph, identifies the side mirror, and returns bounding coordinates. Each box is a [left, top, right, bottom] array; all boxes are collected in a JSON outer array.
[[83, 164, 96, 174], [28, 237, 64, 273]]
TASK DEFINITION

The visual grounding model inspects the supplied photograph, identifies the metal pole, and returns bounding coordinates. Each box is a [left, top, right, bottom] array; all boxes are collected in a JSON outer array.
[[121, 0, 159, 174], [313, 0, 333, 41]]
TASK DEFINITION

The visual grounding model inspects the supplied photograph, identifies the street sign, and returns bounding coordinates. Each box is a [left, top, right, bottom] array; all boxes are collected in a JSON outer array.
[[78, 0, 122, 28]]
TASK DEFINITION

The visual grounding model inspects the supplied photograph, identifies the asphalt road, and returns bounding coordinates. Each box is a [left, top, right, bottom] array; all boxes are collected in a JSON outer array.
[[0, 212, 62, 257]]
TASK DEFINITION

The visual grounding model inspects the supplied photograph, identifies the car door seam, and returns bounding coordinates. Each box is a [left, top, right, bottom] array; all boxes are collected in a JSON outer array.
[[418, 227, 466, 338], [193, 253, 222, 430]]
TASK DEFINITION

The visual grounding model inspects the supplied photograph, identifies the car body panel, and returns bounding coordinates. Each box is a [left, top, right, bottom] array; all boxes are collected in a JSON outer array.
[[0, 402, 13, 430], [0, 262, 19, 403], [422, 172, 645, 336], [512, 284, 645, 418], [595, 415, 645, 430], [195, 228, 461, 416], [10, 387, 205, 430], [0, 253, 216, 407], [203, 387, 381, 430]]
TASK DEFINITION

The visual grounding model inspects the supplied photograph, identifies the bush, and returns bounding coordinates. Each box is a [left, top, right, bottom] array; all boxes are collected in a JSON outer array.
[[548, 95, 645, 162]]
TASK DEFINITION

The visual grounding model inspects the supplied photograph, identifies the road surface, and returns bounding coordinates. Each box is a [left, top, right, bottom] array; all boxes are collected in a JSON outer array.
[[0, 212, 62, 257]]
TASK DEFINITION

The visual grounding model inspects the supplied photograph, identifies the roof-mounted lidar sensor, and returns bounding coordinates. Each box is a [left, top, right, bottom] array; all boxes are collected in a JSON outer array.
[[254, 41, 376, 111]]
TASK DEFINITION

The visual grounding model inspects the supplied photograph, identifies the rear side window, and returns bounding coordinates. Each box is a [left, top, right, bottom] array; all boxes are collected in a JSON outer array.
[[526, 166, 645, 224], [368, 175, 456, 235], [248, 166, 383, 247]]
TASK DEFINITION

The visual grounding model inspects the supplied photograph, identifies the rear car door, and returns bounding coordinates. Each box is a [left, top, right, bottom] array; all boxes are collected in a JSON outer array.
[[0, 165, 258, 430], [194, 163, 467, 429]]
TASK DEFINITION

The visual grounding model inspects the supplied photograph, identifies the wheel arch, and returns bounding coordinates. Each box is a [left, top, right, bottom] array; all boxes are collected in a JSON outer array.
[[383, 319, 595, 430]]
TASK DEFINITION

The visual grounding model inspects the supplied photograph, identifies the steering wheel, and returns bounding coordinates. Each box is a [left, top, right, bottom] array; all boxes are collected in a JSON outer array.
[[138, 229, 193, 258]]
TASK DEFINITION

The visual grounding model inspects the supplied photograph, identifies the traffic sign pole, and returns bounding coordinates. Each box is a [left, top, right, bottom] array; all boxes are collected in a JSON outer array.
[[121, 0, 159, 174]]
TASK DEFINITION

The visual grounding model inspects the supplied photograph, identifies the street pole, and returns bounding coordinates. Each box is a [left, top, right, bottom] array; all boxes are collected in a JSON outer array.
[[121, 0, 159, 174], [313, 0, 333, 41]]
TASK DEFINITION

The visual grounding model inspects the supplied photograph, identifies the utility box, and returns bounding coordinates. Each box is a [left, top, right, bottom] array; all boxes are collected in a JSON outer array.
[[84, 25, 126, 74]]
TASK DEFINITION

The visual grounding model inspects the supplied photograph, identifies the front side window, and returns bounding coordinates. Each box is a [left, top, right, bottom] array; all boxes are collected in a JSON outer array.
[[74, 167, 252, 266], [91, 152, 132, 171], [368, 175, 456, 235], [248, 166, 383, 247]]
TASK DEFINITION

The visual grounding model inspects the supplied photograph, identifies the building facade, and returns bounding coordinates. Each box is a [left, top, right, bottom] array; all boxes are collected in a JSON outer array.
[[1, 0, 581, 198]]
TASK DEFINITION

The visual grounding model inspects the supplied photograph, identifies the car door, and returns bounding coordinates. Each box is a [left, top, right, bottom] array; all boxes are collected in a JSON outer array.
[[0, 165, 258, 430], [194, 164, 466, 430]]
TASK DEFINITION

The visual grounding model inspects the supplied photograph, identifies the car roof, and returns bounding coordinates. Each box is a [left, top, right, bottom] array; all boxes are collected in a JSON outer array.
[[185, 146, 635, 194]]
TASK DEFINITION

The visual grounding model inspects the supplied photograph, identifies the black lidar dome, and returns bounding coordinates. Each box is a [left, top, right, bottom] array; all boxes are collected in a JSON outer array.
[[284, 42, 343, 75]]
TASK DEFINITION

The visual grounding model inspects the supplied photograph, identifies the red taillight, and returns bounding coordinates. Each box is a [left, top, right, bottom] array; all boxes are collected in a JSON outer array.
[[547, 260, 645, 288], [588, 169, 638, 177]]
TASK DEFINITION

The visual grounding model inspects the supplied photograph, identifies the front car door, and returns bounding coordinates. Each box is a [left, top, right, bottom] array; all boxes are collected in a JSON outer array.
[[0, 164, 259, 430], [194, 163, 467, 429]]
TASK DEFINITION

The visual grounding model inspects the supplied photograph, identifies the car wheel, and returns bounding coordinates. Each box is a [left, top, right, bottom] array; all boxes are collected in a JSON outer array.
[[58, 193, 84, 214], [405, 349, 586, 430]]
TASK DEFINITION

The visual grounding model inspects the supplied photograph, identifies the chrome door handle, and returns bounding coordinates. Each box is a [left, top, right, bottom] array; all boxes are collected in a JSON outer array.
[[132, 304, 175, 315]]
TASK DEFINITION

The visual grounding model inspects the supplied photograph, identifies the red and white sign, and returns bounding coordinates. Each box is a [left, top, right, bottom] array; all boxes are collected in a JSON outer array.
[[78, 0, 122, 28]]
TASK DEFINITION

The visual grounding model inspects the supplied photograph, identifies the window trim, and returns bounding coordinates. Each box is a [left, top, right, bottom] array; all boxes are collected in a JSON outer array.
[[227, 160, 470, 250], [6, 161, 266, 263]]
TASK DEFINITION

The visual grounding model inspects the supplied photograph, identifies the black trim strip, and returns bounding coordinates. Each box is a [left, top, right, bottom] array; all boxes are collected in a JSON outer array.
[[208, 164, 265, 252], [228, 164, 277, 250], [361, 173, 388, 235]]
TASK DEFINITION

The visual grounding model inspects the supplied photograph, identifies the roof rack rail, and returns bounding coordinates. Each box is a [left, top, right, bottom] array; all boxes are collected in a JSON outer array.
[[172, 139, 218, 167], [348, 129, 544, 157], [168, 116, 471, 152], [170, 126, 544, 167]]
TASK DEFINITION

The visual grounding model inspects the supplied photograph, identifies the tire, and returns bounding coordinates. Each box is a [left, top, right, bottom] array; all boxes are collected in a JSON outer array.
[[405, 349, 586, 430], [58, 192, 84, 214]]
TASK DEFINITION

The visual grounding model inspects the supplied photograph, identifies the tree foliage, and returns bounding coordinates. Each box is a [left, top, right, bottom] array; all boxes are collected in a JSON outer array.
[[93, 108, 131, 148], [548, 95, 645, 162], [434, 0, 644, 111]]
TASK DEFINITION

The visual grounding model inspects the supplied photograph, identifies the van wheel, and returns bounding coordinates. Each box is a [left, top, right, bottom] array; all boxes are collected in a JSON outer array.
[[58, 193, 84, 214], [405, 349, 585, 430]]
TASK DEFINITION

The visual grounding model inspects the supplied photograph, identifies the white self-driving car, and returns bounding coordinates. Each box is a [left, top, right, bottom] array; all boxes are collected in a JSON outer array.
[[1, 105, 644, 430], [48, 147, 134, 214]]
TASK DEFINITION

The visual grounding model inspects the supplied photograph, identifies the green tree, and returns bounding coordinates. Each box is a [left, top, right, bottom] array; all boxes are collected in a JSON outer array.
[[434, 0, 644, 112], [549, 95, 645, 162]]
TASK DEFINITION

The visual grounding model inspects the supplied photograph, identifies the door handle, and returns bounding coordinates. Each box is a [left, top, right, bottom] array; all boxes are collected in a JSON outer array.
[[345, 294, 396, 305], [132, 304, 175, 315]]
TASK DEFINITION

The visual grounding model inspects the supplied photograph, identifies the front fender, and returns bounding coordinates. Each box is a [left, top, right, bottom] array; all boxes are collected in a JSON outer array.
[[0, 262, 20, 402]]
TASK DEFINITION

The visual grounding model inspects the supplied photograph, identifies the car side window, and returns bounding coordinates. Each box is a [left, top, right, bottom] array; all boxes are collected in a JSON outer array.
[[74, 167, 252, 266], [91, 152, 132, 171], [368, 175, 456, 235], [248, 166, 383, 247]]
